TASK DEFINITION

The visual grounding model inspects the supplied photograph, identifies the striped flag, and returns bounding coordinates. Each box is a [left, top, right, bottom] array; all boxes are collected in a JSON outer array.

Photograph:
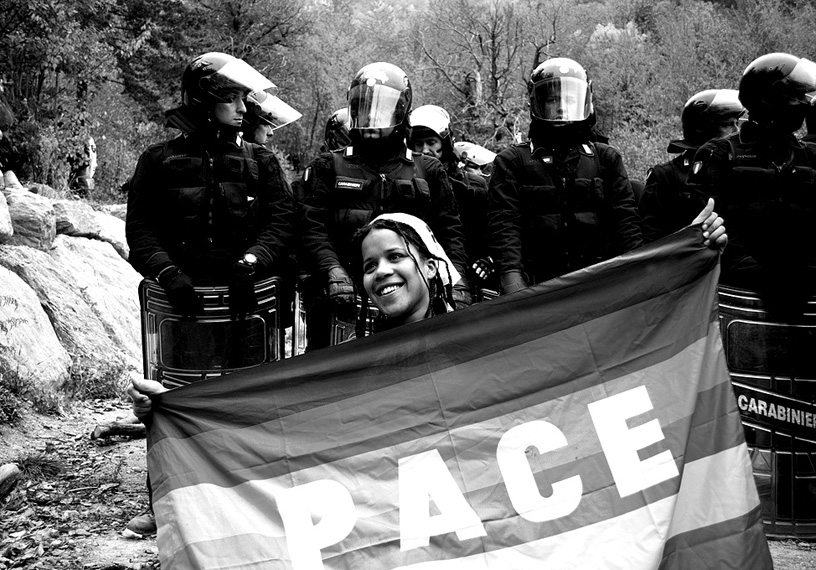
[[146, 226, 771, 570]]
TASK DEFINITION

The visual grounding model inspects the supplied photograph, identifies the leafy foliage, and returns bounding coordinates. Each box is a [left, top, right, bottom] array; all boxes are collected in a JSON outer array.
[[0, 0, 814, 194]]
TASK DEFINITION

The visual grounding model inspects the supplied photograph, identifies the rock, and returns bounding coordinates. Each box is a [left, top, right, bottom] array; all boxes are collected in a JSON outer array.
[[27, 182, 61, 199], [3, 170, 24, 191], [48, 235, 142, 366], [92, 210, 128, 260], [0, 190, 13, 242], [100, 203, 127, 222], [0, 265, 71, 391], [53, 200, 101, 237], [0, 242, 141, 389], [0, 463, 21, 499], [2, 190, 56, 250]]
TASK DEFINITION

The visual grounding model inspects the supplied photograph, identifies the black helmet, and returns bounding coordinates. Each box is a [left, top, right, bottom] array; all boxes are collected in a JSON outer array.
[[181, 52, 275, 110], [324, 108, 352, 151], [528, 57, 594, 125], [738, 52, 816, 132], [667, 89, 745, 153], [347, 62, 412, 133]]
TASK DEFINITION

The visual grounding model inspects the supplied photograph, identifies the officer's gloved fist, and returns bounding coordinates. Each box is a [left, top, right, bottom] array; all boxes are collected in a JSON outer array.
[[229, 260, 258, 318], [452, 281, 472, 310], [471, 256, 495, 282], [500, 270, 527, 296], [326, 266, 355, 307], [157, 266, 202, 318]]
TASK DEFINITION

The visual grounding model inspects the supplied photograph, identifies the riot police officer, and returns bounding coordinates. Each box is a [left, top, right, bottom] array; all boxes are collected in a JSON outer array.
[[299, 62, 469, 347], [687, 52, 816, 315], [126, 52, 296, 319], [408, 104, 493, 292], [640, 89, 745, 243], [322, 107, 352, 152], [487, 57, 642, 294]]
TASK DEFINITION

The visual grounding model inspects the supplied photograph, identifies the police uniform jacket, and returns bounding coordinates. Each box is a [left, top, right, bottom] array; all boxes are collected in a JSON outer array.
[[687, 121, 816, 303], [299, 144, 468, 278], [447, 164, 490, 266], [126, 129, 296, 284], [487, 140, 642, 285], [639, 151, 703, 244]]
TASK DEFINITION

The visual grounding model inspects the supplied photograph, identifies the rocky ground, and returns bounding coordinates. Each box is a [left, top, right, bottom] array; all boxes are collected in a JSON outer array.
[[0, 397, 814, 569]]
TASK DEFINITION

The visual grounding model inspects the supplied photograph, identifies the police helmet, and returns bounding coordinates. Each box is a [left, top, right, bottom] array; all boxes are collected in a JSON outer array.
[[408, 105, 456, 161], [667, 89, 745, 153], [738, 52, 816, 132], [324, 108, 352, 151], [528, 58, 594, 125], [453, 141, 496, 176], [243, 90, 302, 133], [347, 62, 412, 133], [181, 52, 275, 111]]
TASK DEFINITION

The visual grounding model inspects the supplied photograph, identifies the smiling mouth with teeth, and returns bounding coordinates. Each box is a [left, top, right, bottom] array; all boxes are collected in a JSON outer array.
[[379, 284, 402, 296]]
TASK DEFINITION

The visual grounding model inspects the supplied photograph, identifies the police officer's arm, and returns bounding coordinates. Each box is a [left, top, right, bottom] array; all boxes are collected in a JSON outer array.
[[600, 146, 643, 254], [247, 147, 297, 269], [486, 148, 526, 280], [299, 153, 345, 275], [639, 165, 672, 245], [125, 145, 175, 278]]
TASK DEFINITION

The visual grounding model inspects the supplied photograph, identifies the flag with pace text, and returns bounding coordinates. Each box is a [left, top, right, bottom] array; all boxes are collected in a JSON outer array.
[[147, 226, 771, 570]]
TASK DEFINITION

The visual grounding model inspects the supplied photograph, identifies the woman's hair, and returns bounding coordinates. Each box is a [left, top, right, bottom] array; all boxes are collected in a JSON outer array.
[[351, 218, 455, 336]]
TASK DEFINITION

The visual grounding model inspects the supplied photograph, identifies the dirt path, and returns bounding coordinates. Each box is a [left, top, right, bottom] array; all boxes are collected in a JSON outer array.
[[1, 398, 814, 569], [1, 399, 158, 569]]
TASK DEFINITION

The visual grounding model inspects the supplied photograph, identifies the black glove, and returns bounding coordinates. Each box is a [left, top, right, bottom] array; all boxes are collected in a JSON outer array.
[[157, 266, 202, 318], [500, 270, 527, 295], [471, 256, 495, 282], [229, 262, 258, 318], [326, 266, 355, 307], [452, 282, 472, 310]]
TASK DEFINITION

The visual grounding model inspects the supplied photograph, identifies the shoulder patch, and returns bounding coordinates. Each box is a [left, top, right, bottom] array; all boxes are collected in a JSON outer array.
[[692, 161, 703, 175], [303, 166, 311, 182], [645, 167, 654, 181]]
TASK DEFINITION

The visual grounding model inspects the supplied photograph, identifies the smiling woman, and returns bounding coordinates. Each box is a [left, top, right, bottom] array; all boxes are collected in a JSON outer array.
[[352, 213, 460, 335]]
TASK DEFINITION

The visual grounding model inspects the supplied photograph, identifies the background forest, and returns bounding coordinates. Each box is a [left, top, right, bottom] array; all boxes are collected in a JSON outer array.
[[1, 0, 814, 202]]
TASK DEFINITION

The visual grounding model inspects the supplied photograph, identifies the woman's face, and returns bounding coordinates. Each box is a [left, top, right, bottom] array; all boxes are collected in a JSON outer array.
[[361, 228, 437, 325], [213, 90, 247, 127]]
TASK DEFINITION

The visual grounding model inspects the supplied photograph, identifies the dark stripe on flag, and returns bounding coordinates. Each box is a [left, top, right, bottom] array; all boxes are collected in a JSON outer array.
[[148, 227, 719, 444], [658, 505, 772, 570]]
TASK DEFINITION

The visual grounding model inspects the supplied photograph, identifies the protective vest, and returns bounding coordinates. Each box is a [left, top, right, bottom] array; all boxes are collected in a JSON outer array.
[[329, 146, 432, 230], [157, 136, 261, 267], [725, 137, 816, 208], [512, 141, 610, 279]]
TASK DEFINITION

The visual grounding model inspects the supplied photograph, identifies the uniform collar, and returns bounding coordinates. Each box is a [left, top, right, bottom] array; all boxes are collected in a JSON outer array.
[[344, 144, 415, 163], [738, 121, 803, 149]]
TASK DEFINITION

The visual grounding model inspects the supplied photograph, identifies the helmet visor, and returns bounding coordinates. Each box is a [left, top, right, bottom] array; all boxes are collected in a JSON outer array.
[[530, 77, 591, 122], [453, 142, 496, 167], [247, 90, 302, 130], [781, 58, 816, 105], [202, 58, 277, 103], [348, 83, 407, 129]]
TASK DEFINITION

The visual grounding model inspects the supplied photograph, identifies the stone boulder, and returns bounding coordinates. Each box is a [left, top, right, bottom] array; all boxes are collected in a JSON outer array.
[[2, 190, 56, 251], [93, 210, 129, 260], [0, 191, 12, 242], [0, 265, 71, 392], [54, 199, 101, 237], [0, 241, 141, 391], [48, 235, 142, 364], [101, 203, 127, 222]]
